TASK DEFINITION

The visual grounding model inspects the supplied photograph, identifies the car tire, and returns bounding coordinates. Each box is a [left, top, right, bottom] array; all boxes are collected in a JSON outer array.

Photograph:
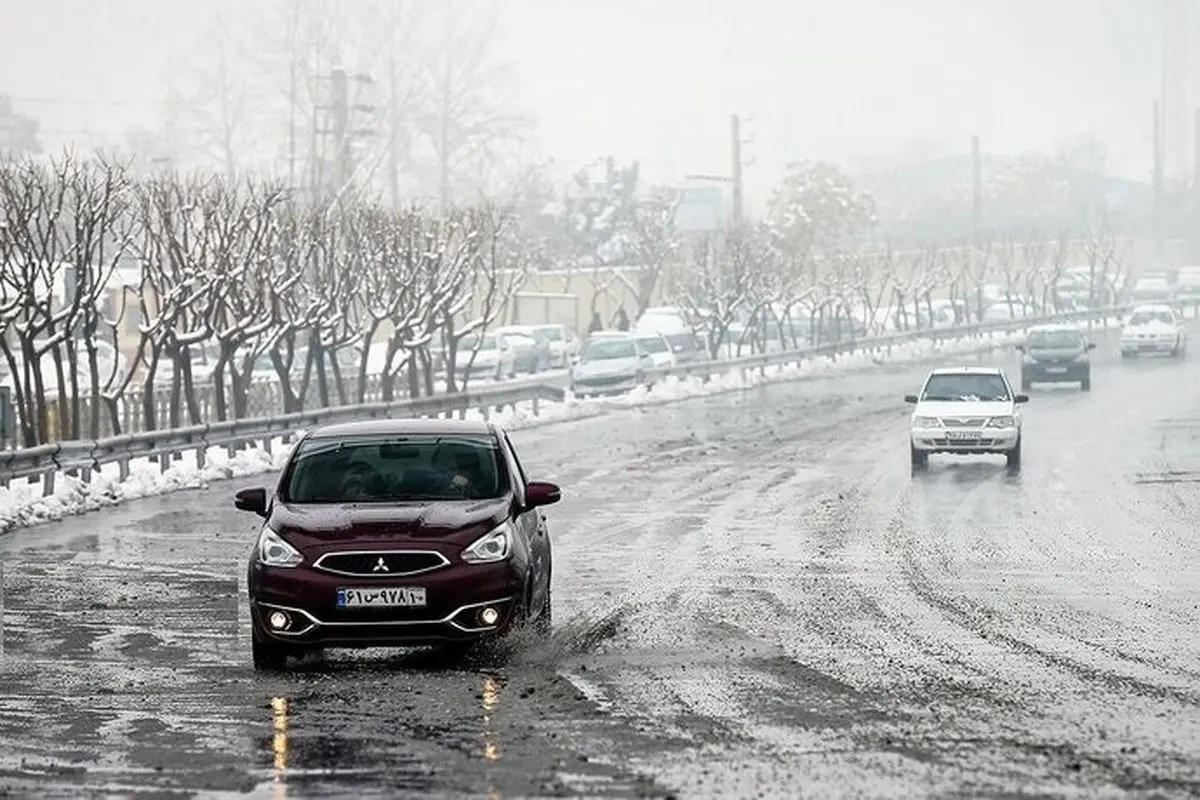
[[910, 444, 928, 471], [1121, 351, 1134, 360], [251, 630, 292, 671], [1006, 436, 1022, 469], [1080, 373, 1091, 391], [533, 583, 553, 636]]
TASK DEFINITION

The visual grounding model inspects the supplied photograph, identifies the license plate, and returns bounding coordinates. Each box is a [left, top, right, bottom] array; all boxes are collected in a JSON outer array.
[[1045, 367, 1067, 373], [337, 587, 427, 608], [946, 431, 981, 441]]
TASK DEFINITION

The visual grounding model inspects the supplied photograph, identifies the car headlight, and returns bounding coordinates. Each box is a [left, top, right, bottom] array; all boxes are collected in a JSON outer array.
[[461, 523, 513, 564], [986, 416, 1015, 428], [912, 416, 942, 428], [257, 526, 304, 568]]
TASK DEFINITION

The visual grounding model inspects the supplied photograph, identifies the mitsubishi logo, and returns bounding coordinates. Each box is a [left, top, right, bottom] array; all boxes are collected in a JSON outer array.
[[372, 557, 389, 573]]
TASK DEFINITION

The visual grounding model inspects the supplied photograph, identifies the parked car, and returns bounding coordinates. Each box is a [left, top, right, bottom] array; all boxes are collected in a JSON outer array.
[[529, 324, 580, 368], [235, 417, 562, 669], [456, 332, 517, 380], [633, 332, 677, 368], [1176, 266, 1200, 303], [569, 331, 655, 397], [496, 326, 552, 373]]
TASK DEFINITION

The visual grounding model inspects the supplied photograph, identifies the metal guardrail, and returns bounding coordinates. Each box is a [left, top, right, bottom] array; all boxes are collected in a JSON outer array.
[[0, 304, 1130, 496]]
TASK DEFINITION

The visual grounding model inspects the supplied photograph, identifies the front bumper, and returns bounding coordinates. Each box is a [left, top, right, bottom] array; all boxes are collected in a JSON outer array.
[[1022, 361, 1088, 382], [911, 427, 1019, 454], [248, 559, 524, 647], [570, 374, 641, 396], [1121, 338, 1177, 355]]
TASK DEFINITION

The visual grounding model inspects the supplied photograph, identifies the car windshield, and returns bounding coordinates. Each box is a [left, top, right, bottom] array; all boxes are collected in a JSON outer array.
[[664, 332, 698, 350], [502, 332, 534, 346], [282, 434, 505, 503], [534, 326, 563, 341], [1026, 330, 1083, 348], [635, 336, 668, 354], [921, 373, 1011, 402], [1129, 311, 1174, 326], [461, 334, 498, 351], [582, 338, 636, 360]]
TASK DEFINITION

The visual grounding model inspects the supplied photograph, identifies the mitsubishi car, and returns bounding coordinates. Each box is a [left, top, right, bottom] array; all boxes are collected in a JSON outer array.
[[1017, 324, 1095, 391], [906, 366, 1029, 471], [234, 418, 561, 670]]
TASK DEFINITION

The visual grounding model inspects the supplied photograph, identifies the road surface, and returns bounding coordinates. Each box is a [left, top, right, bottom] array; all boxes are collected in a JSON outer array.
[[1, 327, 1199, 798]]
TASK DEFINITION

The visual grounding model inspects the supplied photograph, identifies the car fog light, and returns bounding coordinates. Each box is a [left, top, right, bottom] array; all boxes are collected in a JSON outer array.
[[479, 607, 499, 626], [268, 611, 290, 630]]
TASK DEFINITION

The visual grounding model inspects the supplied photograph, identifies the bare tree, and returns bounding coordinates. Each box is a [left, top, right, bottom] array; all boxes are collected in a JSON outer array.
[[619, 189, 681, 316], [415, 0, 532, 207]]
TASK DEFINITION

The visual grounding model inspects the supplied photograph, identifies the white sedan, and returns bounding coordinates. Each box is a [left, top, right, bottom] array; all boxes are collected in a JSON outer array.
[[1119, 305, 1187, 359], [906, 366, 1028, 471]]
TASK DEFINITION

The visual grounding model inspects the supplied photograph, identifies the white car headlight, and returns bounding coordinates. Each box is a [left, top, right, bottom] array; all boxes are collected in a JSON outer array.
[[912, 416, 942, 428], [986, 416, 1015, 428], [461, 523, 513, 564], [257, 526, 304, 568]]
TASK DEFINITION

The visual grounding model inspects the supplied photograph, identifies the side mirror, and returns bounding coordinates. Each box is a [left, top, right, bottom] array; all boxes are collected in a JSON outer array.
[[1014, 394, 1030, 404], [904, 394, 919, 404], [524, 481, 562, 509], [1087, 342, 1096, 350], [234, 486, 269, 518]]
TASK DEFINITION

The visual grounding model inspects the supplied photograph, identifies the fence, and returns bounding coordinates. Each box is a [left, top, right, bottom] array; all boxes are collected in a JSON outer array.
[[0, 302, 1133, 498]]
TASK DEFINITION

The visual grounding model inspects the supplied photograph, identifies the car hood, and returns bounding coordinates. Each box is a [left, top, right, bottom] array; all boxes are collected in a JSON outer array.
[[1026, 347, 1084, 360], [574, 357, 640, 376], [269, 498, 510, 549], [914, 400, 1015, 418]]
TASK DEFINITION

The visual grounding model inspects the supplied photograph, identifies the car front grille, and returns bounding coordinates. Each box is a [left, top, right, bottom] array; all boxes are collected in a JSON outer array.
[[941, 417, 987, 428], [314, 550, 450, 577], [578, 374, 633, 387]]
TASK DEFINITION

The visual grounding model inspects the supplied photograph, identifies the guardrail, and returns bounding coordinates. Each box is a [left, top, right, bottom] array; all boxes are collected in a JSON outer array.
[[0, 303, 1130, 496]]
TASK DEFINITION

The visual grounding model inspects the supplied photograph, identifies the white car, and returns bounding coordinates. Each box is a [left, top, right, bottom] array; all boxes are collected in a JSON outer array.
[[632, 333, 677, 368], [906, 366, 1028, 471], [569, 332, 655, 397], [1119, 304, 1187, 359], [530, 323, 580, 368], [456, 332, 517, 380]]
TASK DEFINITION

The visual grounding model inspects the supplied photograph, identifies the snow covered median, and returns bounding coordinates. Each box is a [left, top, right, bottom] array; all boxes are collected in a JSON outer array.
[[0, 320, 1108, 534]]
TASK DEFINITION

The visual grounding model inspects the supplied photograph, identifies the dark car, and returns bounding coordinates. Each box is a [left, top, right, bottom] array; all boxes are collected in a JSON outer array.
[[233, 418, 561, 670], [1017, 324, 1096, 391]]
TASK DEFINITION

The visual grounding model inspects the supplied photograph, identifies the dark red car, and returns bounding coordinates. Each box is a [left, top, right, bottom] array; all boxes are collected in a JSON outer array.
[[233, 418, 561, 670]]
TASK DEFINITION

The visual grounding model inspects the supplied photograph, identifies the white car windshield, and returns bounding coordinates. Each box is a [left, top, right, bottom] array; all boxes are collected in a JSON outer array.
[[635, 336, 669, 354], [921, 374, 1011, 402], [1026, 330, 1083, 348], [534, 326, 564, 341], [1128, 311, 1174, 326], [582, 339, 636, 360], [462, 334, 498, 351]]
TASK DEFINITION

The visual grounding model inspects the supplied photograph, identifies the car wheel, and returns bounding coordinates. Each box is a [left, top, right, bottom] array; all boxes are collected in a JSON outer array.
[[1006, 436, 1022, 469], [910, 444, 928, 472], [252, 630, 292, 671], [533, 583, 553, 636], [1121, 351, 1134, 360], [1080, 373, 1091, 391]]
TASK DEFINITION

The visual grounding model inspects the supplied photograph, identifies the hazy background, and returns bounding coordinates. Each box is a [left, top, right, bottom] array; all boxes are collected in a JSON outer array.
[[0, 0, 1164, 212]]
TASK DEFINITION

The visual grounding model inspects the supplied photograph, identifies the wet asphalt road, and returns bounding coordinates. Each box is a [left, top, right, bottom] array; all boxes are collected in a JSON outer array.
[[2, 326, 1200, 798]]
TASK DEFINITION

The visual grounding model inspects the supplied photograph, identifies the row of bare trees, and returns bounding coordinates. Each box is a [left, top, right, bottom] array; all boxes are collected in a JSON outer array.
[[0, 154, 535, 447]]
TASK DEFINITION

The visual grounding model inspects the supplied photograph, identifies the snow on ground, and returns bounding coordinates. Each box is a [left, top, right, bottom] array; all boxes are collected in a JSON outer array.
[[0, 322, 1107, 535]]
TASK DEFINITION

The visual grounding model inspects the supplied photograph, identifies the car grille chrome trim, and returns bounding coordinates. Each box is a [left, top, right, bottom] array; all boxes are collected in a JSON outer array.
[[255, 597, 513, 636], [312, 549, 451, 578], [941, 417, 988, 427]]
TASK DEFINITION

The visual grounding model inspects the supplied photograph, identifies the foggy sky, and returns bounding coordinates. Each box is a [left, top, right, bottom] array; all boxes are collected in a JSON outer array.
[[0, 0, 1163, 204]]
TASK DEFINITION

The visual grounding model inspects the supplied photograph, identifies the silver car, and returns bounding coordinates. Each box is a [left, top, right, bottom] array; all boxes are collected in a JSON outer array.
[[569, 333, 654, 397]]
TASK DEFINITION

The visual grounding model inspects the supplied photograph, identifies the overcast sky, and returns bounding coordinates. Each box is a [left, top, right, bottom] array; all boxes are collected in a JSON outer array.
[[0, 0, 1166, 203]]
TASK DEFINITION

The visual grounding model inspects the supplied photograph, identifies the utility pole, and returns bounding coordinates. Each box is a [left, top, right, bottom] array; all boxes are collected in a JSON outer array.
[[313, 67, 376, 200], [731, 114, 743, 228], [1154, 99, 1165, 266]]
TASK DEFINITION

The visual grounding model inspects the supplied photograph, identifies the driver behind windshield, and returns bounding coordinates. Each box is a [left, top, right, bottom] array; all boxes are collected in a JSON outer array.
[[921, 374, 1011, 401]]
